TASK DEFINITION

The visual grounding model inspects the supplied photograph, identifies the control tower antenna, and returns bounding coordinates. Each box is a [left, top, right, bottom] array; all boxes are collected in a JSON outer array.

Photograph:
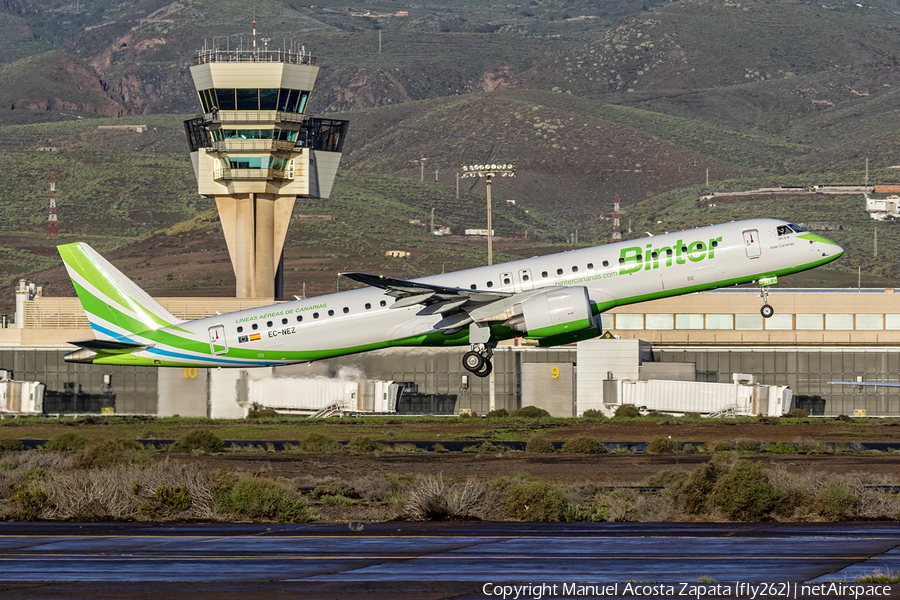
[[47, 171, 59, 238], [611, 193, 621, 241]]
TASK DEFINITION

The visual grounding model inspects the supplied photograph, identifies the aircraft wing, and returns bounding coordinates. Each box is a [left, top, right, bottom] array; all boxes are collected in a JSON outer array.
[[340, 271, 531, 329], [828, 381, 900, 387], [340, 272, 511, 307]]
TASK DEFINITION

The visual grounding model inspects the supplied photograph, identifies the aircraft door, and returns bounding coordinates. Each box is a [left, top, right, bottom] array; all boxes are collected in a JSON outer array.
[[499, 271, 514, 292], [208, 325, 227, 355], [516, 268, 534, 291], [743, 229, 761, 259]]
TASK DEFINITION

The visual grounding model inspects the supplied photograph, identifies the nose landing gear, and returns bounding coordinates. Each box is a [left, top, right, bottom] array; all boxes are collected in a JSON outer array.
[[463, 343, 494, 378], [758, 276, 777, 318]]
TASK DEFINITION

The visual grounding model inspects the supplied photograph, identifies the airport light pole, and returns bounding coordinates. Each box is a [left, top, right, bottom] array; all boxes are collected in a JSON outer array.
[[410, 157, 428, 181], [460, 162, 515, 414], [460, 162, 515, 266]]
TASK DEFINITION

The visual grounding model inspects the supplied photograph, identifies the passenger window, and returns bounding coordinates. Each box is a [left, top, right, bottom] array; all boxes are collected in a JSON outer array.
[[503, 277, 511, 284], [651, 252, 658, 259], [380, 300, 387, 307], [470, 284, 477, 289], [602, 260, 609, 267], [252, 323, 258, 330], [681, 246, 687, 253], [572, 266, 578, 273], [556, 268, 563, 275], [667, 249, 673, 256], [523, 275, 530, 281], [711, 241, 718, 248], [637, 255, 643, 261], [237, 326, 243, 333], [587, 263, 593, 269], [365, 303, 371, 310], [542, 271, 548, 278], [618, 258, 625, 265], [266, 321, 273, 327], [343, 307, 349, 314], [328, 310, 334, 316], [313, 312, 319, 319], [487, 281, 494, 288], [296, 315, 303, 322], [282, 318, 288, 325]]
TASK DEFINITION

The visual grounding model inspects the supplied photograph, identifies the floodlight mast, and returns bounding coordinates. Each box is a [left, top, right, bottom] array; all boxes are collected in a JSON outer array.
[[460, 162, 516, 266]]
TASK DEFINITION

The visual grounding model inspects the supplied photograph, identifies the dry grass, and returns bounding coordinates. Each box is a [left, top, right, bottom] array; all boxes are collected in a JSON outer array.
[[41, 462, 217, 521]]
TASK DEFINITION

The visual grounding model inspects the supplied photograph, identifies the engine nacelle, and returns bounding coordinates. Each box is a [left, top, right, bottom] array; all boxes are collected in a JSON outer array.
[[507, 286, 597, 340]]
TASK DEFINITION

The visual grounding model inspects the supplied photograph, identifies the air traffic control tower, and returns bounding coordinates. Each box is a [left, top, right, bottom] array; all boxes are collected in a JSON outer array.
[[184, 44, 348, 298]]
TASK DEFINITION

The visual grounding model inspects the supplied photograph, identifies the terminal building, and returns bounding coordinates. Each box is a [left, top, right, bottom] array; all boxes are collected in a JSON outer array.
[[2, 287, 900, 418]]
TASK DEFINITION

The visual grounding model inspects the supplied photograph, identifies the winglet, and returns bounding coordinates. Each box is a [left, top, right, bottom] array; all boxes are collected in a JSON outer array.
[[58, 243, 181, 341]]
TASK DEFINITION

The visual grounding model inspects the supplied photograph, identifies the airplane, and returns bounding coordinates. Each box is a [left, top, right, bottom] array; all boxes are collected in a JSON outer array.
[[59, 217, 843, 376]]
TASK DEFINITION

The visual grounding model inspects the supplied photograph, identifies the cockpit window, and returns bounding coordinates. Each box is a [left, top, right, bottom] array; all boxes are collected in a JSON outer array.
[[788, 224, 808, 233], [777, 225, 791, 236]]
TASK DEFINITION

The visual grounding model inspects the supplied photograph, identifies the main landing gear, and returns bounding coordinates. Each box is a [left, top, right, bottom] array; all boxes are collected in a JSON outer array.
[[463, 343, 494, 378]]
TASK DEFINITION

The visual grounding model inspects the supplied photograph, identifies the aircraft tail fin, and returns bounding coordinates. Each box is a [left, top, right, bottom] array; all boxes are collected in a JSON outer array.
[[58, 243, 181, 341]]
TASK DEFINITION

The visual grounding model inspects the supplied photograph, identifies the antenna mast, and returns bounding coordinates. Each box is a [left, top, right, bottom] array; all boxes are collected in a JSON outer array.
[[611, 193, 621, 241], [47, 171, 59, 238]]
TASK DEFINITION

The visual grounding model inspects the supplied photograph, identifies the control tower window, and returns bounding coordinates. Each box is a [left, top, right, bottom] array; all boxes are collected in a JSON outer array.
[[215, 89, 236, 110], [259, 88, 279, 110], [236, 88, 258, 110]]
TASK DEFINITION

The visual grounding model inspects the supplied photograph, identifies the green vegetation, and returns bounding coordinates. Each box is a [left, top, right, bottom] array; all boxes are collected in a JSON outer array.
[[169, 430, 225, 454], [561, 437, 606, 454]]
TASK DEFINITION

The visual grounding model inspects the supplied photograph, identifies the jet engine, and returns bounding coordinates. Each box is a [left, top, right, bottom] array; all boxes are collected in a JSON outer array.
[[505, 286, 598, 341]]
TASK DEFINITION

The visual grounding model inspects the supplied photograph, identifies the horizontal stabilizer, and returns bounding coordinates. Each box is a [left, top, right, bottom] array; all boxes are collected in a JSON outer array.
[[67, 338, 150, 352]]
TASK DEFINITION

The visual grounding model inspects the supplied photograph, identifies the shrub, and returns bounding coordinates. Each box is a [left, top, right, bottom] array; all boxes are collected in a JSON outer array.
[[646, 436, 677, 454], [613, 405, 641, 418], [405, 476, 491, 521], [561, 437, 606, 454], [703, 440, 732, 453], [320, 494, 357, 506], [44, 433, 90, 452], [463, 441, 508, 454], [347, 437, 375, 454], [787, 408, 808, 418], [670, 454, 736, 515], [505, 480, 569, 522], [764, 442, 797, 454], [170, 430, 224, 453], [224, 478, 316, 523], [432, 443, 449, 453], [709, 460, 788, 521], [300, 433, 339, 453], [581, 409, 607, 421], [681, 443, 698, 454], [525, 437, 555, 453], [837, 414, 853, 423], [512, 406, 551, 419], [247, 407, 279, 419], [75, 438, 146, 469], [141, 485, 192, 517], [814, 481, 859, 521], [486, 408, 509, 418], [734, 439, 760, 453], [0, 439, 24, 451]]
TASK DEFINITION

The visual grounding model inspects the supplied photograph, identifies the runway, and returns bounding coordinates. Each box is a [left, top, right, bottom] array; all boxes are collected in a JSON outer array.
[[0, 522, 898, 599]]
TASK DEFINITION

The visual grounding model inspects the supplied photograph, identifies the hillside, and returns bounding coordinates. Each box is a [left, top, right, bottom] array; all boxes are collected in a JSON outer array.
[[3, 0, 900, 308]]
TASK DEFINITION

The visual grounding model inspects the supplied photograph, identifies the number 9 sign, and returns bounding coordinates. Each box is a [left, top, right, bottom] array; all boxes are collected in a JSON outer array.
[[551, 367, 560, 379]]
